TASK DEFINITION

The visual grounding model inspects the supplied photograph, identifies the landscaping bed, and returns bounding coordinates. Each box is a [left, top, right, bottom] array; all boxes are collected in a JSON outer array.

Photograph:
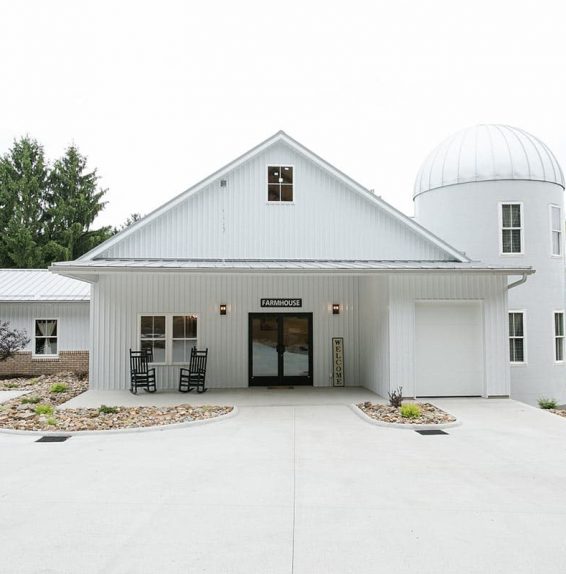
[[357, 401, 456, 425], [0, 373, 233, 432], [549, 409, 566, 418]]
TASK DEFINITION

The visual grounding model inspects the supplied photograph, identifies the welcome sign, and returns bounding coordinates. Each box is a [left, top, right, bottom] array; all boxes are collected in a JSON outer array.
[[260, 298, 302, 308], [332, 337, 345, 387]]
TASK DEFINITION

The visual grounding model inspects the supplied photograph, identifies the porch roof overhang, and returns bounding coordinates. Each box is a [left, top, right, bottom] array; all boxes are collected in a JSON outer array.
[[50, 258, 535, 281]]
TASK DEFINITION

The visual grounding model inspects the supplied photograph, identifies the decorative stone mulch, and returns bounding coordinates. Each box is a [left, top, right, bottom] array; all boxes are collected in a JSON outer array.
[[357, 402, 456, 425], [0, 373, 233, 432], [549, 409, 566, 418]]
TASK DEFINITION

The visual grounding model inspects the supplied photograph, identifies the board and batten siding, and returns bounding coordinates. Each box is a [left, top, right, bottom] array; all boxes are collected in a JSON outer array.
[[99, 141, 453, 261], [0, 302, 90, 351], [358, 276, 390, 397], [388, 274, 510, 397], [89, 273, 360, 390]]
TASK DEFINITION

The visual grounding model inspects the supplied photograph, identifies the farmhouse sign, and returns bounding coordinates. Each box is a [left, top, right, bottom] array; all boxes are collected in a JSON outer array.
[[332, 337, 345, 387], [260, 298, 302, 308]]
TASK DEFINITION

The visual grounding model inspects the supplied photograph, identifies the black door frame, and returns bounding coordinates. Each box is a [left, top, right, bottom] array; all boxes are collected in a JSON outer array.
[[248, 312, 313, 386]]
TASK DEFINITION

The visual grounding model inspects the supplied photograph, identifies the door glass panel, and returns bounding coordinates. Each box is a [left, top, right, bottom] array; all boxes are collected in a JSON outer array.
[[283, 316, 309, 377], [252, 317, 279, 377]]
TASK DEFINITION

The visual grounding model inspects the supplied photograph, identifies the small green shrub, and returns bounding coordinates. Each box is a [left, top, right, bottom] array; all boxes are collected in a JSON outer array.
[[35, 404, 54, 416], [98, 405, 119, 415], [4, 382, 18, 389], [400, 403, 422, 419], [46, 417, 57, 426], [538, 397, 558, 410], [50, 383, 69, 393], [21, 395, 41, 404]]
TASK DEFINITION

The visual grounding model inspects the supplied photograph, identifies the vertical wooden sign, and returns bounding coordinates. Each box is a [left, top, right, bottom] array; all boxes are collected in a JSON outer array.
[[332, 337, 345, 387]]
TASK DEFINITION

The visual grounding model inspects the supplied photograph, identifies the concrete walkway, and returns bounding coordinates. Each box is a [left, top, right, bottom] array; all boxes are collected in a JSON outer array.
[[1, 394, 566, 573], [60, 386, 383, 408]]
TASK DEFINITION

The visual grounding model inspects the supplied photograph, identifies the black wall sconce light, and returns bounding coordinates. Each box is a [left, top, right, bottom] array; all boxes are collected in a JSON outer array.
[[332, 303, 340, 315], [219, 304, 227, 315]]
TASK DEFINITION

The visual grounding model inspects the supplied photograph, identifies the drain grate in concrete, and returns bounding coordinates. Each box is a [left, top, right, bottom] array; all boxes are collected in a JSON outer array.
[[415, 429, 448, 436], [36, 436, 70, 443], [267, 386, 294, 390]]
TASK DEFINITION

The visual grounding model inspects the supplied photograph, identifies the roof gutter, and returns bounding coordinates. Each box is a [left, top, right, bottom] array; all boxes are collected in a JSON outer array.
[[507, 272, 531, 290]]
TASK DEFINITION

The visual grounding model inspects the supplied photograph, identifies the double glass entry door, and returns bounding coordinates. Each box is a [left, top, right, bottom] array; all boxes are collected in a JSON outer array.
[[249, 313, 313, 386]]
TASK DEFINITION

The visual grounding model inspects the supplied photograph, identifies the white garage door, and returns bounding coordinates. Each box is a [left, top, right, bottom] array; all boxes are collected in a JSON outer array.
[[415, 301, 484, 397]]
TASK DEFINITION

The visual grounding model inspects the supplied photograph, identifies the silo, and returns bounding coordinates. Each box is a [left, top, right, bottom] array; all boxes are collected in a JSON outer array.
[[414, 125, 565, 404]]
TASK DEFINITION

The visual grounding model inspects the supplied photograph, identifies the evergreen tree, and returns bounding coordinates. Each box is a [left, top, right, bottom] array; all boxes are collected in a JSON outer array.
[[0, 137, 49, 267], [45, 145, 113, 261]]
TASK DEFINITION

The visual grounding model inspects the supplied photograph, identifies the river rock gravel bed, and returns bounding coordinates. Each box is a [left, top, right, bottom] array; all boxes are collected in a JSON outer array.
[[358, 401, 456, 425], [0, 373, 233, 432], [549, 409, 566, 418]]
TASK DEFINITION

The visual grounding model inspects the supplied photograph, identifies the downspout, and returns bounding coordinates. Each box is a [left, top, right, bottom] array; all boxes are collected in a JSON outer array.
[[507, 272, 530, 290]]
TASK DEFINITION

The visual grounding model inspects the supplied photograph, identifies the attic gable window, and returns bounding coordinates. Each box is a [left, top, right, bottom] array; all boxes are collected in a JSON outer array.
[[268, 165, 293, 202]]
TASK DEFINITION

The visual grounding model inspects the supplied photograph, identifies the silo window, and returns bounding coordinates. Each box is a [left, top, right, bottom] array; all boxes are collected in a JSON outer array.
[[554, 312, 564, 362], [508, 311, 525, 363], [267, 166, 293, 202], [550, 205, 562, 256], [501, 203, 523, 254]]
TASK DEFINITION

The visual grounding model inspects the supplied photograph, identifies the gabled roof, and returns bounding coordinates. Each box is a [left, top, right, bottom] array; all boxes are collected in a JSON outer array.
[[0, 269, 90, 302], [78, 131, 470, 263]]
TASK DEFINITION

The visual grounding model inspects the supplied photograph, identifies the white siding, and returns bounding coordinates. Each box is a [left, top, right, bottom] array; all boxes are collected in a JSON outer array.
[[101, 141, 453, 261], [358, 276, 389, 396], [388, 274, 510, 397], [89, 273, 360, 390], [0, 302, 90, 351]]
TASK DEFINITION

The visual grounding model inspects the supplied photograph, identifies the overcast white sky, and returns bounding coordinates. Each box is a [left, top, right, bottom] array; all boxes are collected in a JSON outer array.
[[1, 0, 565, 227]]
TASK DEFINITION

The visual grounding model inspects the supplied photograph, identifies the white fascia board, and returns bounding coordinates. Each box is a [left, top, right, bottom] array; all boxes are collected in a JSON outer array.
[[49, 263, 533, 277], [78, 130, 470, 263]]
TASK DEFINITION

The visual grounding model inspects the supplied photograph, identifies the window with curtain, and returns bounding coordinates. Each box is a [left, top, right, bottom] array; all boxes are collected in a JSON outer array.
[[554, 312, 564, 362], [550, 205, 562, 256], [501, 203, 523, 254], [508, 311, 525, 363], [34, 319, 58, 355]]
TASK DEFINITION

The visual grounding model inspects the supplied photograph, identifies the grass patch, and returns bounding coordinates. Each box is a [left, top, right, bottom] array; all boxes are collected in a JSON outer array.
[[35, 404, 54, 416], [4, 382, 19, 389], [98, 405, 119, 415], [21, 395, 41, 404], [400, 403, 422, 419], [46, 416, 57, 426], [50, 383, 69, 394], [538, 397, 558, 410]]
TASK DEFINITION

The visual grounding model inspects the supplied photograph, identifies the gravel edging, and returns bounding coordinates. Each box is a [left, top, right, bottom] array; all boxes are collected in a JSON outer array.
[[0, 405, 238, 436], [350, 403, 461, 430]]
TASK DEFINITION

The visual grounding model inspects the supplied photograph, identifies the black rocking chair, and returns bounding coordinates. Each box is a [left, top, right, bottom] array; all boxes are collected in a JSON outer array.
[[129, 348, 157, 394], [178, 347, 208, 393]]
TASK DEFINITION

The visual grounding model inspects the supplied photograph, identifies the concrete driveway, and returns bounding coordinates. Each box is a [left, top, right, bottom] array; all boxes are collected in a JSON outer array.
[[1, 390, 566, 573]]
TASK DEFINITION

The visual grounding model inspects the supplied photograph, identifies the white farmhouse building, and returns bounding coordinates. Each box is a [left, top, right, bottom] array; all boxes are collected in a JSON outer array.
[[0, 270, 90, 376], [47, 127, 561, 403]]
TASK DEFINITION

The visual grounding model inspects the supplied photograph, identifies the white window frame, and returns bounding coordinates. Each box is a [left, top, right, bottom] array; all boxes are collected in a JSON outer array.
[[33, 318, 59, 358], [499, 202, 524, 256], [266, 164, 295, 205], [509, 310, 527, 365], [554, 310, 565, 363], [549, 204, 562, 257], [138, 313, 199, 366]]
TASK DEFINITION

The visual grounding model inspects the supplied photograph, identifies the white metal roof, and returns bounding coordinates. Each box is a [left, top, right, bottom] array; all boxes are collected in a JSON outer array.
[[414, 124, 565, 197], [51, 259, 533, 276], [0, 269, 90, 302], [77, 131, 470, 264]]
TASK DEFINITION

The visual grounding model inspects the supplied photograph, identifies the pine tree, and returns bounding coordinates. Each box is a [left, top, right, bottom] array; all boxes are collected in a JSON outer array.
[[45, 145, 113, 261], [0, 137, 49, 267]]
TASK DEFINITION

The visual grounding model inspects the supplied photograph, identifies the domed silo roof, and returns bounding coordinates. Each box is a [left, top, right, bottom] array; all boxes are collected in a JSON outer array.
[[414, 124, 564, 198]]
